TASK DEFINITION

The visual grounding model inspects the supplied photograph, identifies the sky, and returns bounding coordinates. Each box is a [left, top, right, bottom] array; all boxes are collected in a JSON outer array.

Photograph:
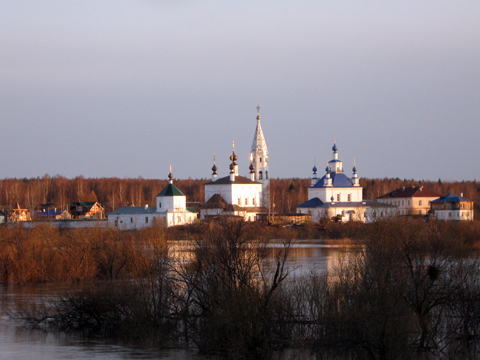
[[1, 1, 479, 181]]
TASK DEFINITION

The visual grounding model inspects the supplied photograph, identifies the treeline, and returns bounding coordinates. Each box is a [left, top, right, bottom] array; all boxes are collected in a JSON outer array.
[[0, 175, 479, 215], [20, 219, 480, 359]]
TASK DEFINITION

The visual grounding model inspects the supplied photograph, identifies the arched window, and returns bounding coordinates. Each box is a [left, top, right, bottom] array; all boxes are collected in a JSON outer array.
[[265, 171, 269, 179], [259, 171, 263, 180]]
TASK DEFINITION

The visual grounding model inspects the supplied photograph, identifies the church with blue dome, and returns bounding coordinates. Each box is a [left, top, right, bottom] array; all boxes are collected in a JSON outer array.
[[296, 139, 393, 222]]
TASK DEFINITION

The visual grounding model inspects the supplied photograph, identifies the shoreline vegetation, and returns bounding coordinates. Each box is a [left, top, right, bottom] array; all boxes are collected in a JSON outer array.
[[0, 176, 479, 217], [5, 219, 480, 359]]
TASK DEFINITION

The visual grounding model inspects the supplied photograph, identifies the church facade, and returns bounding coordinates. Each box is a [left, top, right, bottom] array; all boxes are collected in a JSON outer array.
[[200, 107, 270, 221], [296, 140, 394, 222]]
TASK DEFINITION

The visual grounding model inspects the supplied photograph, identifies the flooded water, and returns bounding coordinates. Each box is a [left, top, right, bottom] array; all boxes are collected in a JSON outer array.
[[0, 240, 347, 360]]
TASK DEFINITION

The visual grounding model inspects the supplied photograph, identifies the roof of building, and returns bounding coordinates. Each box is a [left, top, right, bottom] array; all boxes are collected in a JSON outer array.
[[431, 193, 473, 203], [202, 194, 266, 213], [297, 199, 396, 209], [377, 186, 441, 199], [109, 206, 159, 215], [108, 206, 195, 216], [313, 173, 353, 188], [33, 209, 69, 217], [157, 183, 185, 197], [205, 175, 260, 185], [70, 202, 101, 209], [203, 194, 229, 209], [297, 197, 324, 208]]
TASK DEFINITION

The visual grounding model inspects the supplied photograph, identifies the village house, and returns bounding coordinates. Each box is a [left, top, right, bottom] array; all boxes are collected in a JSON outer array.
[[32, 208, 72, 220], [9, 202, 31, 222], [430, 193, 474, 221], [377, 186, 441, 216], [69, 202, 104, 219]]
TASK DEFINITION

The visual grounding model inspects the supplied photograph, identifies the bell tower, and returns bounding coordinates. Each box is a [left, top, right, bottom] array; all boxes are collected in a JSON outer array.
[[250, 105, 270, 206]]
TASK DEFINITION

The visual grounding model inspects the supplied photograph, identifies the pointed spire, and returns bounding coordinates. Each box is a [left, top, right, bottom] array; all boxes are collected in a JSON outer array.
[[168, 164, 173, 184], [332, 132, 338, 153], [229, 141, 238, 165]]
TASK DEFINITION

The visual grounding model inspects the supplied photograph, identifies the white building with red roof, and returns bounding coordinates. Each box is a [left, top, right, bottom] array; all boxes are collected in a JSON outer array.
[[377, 186, 441, 216]]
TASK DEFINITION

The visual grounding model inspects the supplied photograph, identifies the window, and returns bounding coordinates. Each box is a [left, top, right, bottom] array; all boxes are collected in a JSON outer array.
[[130, 218, 133, 223], [265, 171, 268, 179], [238, 198, 241, 205], [408, 200, 411, 206], [145, 217, 148, 224], [245, 198, 248, 205], [259, 171, 263, 179], [253, 198, 256, 206], [348, 194, 351, 201], [260, 157, 262, 162], [337, 194, 340, 201], [159, 202, 161, 208], [402, 200, 404, 206], [419, 200, 422, 206]]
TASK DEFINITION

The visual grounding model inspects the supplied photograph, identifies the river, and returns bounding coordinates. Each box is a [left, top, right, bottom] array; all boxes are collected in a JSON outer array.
[[0, 240, 347, 360]]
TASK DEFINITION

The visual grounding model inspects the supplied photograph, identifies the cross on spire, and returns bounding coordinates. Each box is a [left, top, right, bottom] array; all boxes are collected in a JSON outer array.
[[256, 105, 260, 115]]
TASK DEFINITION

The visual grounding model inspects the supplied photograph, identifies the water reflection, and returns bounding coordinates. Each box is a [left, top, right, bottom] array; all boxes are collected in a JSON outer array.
[[0, 240, 347, 360]]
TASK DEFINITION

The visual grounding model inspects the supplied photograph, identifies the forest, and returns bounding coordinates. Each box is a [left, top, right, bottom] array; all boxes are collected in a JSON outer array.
[[0, 175, 479, 217]]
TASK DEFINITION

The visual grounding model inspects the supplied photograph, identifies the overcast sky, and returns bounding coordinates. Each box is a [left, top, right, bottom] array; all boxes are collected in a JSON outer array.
[[1, 1, 479, 181]]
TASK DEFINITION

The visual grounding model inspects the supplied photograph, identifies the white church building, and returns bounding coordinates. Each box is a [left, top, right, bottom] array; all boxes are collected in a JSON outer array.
[[200, 107, 270, 221], [296, 140, 394, 222], [108, 167, 197, 229]]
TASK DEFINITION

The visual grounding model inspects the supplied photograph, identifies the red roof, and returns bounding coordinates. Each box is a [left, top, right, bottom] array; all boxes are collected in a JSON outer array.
[[377, 186, 441, 199]]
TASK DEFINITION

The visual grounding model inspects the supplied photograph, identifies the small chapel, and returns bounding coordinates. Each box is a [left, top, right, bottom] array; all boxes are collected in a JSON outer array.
[[108, 166, 197, 229], [296, 139, 394, 222], [200, 107, 270, 221]]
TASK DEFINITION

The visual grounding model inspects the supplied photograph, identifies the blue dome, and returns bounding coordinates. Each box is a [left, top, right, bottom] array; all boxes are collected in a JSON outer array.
[[312, 165, 317, 174], [352, 166, 357, 173], [332, 143, 338, 152], [314, 173, 353, 188]]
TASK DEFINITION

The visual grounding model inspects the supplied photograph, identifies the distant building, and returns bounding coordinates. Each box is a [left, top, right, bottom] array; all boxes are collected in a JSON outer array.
[[108, 167, 197, 229], [377, 186, 441, 216], [9, 202, 31, 222], [200, 108, 269, 221], [32, 208, 72, 220], [430, 193, 474, 221], [201, 146, 267, 221], [296, 140, 393, 222], [70, 202, 104, 219]]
